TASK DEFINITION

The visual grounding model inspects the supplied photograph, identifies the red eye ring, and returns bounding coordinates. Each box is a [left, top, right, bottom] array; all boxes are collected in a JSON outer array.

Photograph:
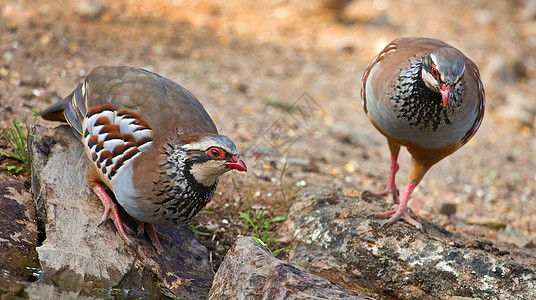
[[431, 64, 440, 80], [207, 147, 225, 159]]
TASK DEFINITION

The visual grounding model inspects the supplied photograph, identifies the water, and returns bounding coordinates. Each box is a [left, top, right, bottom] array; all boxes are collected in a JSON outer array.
[[0, 268, 163, 300]]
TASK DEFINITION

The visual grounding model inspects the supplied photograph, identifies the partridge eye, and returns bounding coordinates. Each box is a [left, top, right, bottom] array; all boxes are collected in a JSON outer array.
[[207, 147, 225, 159], [431, 64, 440, 80]]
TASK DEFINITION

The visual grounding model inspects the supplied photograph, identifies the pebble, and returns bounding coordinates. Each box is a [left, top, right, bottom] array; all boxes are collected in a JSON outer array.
[[438, 202, 457, 217], [76, 0, 109, 20], [344, 161, 357, 173], [465, 216, 506, 229], [296, 180, 307, 187]]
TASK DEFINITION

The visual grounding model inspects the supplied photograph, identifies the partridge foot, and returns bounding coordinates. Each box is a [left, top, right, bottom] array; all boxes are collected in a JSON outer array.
[[137, 222, 173, 255], [93, 185, 136, 250], [365, 188, 400, 204], [365, 152, 400, 204], [374, 205, 423, 231], [370, 180, 423, 231]]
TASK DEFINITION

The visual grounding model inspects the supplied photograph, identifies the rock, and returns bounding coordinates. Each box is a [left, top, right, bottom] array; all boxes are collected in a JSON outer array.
[[0, 174, 39, 281], [437, 202, 457, 217], [483, 54, 526, 87], [208, 236, 372, 300], [283, 187, 536, 299], [524, 0, 536, 19], [465, 215, 507, 230], [328, 123, 376, 148], [497, 88, 536, 129], [1, 4, 32, 26], [344, 0, 387, 21], [29, 125, 213, 299], [76, 0, 109, 20]]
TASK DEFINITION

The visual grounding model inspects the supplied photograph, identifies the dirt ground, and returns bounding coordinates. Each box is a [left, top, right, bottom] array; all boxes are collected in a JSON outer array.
[[1, 0, 535, 276]]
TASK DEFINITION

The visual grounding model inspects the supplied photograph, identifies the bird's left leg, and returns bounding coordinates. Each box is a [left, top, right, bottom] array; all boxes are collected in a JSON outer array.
[[137, 222, 172, 254], [368, 140, 401, 204]]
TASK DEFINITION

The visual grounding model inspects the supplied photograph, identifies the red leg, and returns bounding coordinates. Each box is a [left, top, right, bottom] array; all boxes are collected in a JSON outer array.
[[138, 222, 172, 255], [93, 185, 136, 249], [373, 179, 422, 231], [368, 152, 400, 204], [137, 221, 145, 236]]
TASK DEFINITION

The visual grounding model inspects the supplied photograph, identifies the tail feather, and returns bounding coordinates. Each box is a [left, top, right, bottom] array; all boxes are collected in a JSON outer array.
[[40, 78, 89, 139], [39, 95, 71, 122]]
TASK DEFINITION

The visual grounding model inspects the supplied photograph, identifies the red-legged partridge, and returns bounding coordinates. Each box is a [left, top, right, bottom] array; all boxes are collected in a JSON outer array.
[[361, 37, 485, 229], [41, 66, 247, 253]]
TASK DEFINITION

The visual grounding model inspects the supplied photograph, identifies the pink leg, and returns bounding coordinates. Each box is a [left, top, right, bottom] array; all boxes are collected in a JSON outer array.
[[93, 185, 136, 249], [369, 152, 400, 204], [138, 222, 172, 255], [373, 179, 422, 231]]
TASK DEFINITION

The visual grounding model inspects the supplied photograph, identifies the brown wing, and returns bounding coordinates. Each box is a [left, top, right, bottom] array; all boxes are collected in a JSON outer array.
[[41, 66, 218, 143], [459, 59, 485, 145], [361, 40, 397, 114]]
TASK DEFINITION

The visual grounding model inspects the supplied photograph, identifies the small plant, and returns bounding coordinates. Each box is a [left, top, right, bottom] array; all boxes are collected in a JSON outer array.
[[239, 209, 292, 255], [238, 188, 293, 255], [0, 109, 39, 173], [189, 223, 212, 240], [189, 210, 214, 240], [277, 160, 289, 204]]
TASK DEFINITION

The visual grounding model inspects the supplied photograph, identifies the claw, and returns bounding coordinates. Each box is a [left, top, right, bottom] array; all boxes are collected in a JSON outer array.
[[139, 222, 172, 255], [379, 208, 423, 231], [92, 185, 173, 254], [93, 185, 135, 249], [365, 188, 399, 204], [371, 180, 422, 231], [137, 222, 145, 236]]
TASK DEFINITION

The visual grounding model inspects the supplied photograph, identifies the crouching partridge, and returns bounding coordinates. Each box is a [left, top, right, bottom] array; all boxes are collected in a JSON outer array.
[[361, 37, 485, 229], [40, 66, 247, 253]]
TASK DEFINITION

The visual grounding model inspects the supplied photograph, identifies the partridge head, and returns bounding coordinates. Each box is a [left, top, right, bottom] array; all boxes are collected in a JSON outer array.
[[361, 37, 485, 229], [421, 47, 466, 107], [40, 66, 247, 253]]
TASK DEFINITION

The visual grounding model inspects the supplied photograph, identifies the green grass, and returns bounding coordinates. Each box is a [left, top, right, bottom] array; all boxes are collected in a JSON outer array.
[[189, 210, 214, 240], [276, 160, 289, 204], [238, 185, 293, 256], [0, 109, 39, 174], [239, 209, 292, 255]]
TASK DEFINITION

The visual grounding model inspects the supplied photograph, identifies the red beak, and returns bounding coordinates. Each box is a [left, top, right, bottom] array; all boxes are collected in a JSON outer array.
[[438, 84, 453, 107], [224, 156, 247, 172]]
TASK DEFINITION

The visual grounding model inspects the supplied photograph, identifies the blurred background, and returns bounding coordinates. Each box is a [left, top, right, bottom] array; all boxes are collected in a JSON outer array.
[[1, 0, 535, 296]]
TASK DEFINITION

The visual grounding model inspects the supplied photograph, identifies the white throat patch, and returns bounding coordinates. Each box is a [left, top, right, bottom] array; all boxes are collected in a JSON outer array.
[[190, 160, 228, 186]]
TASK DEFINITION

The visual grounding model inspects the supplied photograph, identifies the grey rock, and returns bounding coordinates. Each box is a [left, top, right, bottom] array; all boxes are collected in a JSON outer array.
[[284, 187, 536, 299], [29, 125, 213, 299], [208, 236, 373, 300]]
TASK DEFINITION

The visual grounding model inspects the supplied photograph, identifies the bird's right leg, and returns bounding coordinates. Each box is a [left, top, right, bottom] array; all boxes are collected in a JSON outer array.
[[92, 185, 136, 250], [367, 140, 401, 204]]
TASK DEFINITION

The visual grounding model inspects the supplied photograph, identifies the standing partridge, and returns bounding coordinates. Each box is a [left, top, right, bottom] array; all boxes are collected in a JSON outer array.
[[361, 37, 485, 229], [40, 66, 247, 253]]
